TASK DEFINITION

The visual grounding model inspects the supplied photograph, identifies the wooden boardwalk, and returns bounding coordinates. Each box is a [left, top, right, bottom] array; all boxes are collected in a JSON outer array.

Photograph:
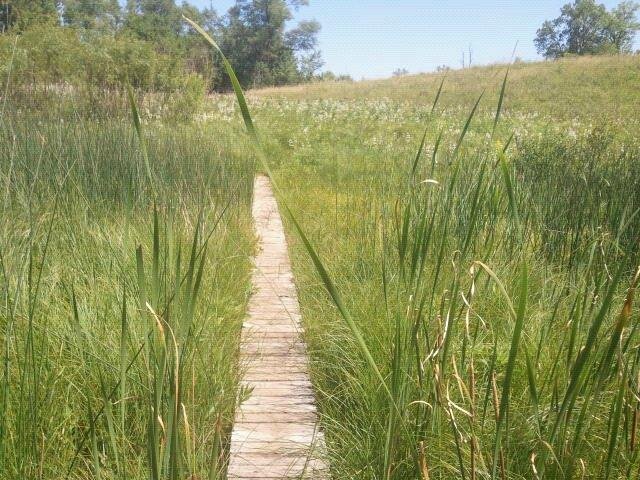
[[227, 175, 328, 479]]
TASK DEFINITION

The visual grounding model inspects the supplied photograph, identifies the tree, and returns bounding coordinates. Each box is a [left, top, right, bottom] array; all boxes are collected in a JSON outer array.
[[607, 1, 640, 51], [1, 0, 61, 31], [218, 0, 321, 88], [535, 20, 565, 58], [535, 0, 640, 58], [228, 0, 298, 86], [180, 4, 220, 89], [124, 0, 182, 44], [62, 0, 121, 31], [297, 49, 323, 79], [286, 19, 320, 51], [286, 19, 322, 79]]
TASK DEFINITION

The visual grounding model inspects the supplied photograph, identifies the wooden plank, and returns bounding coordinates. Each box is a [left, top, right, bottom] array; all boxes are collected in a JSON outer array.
[[228, 175, 328, 479], [228, 456, 328, 478], [243, 372, 311, 382], [241, 395, 317, 407], [230, 441, 322, 455]]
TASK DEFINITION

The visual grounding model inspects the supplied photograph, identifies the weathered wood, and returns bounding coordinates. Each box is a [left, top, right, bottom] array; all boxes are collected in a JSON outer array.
[[228, 176, 328, 479]]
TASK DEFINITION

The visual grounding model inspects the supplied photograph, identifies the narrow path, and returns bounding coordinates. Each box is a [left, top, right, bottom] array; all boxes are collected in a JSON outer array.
[[227, 176, 328, 479]]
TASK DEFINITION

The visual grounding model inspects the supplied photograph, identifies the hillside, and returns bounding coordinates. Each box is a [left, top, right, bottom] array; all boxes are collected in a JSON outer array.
[[255, 55, 640, 121]]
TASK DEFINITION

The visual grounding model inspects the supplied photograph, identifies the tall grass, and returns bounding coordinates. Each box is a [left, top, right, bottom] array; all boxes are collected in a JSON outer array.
[[271, 88, 640, 478], [0, 110, 255, 478], [4, 21, 640, 479], [186, 22, 640, 477], [201, 55, 640, 477]]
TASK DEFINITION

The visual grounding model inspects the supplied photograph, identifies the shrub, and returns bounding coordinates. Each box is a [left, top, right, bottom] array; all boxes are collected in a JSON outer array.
[[0, 25, 189, 94], [0, 24, 207, 121], [165, 72, 206, 121]]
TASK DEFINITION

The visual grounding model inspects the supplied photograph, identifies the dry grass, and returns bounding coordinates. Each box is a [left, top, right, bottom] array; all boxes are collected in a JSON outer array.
[[254, 55, 640, 120]]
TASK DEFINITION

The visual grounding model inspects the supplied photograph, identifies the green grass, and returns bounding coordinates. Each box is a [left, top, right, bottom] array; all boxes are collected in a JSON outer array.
[[204, 54, 640, 479], [3, 41, 640, 480], [256, 55, 640, 123], [0, 111, 256, 479], [273, 118, 640, 478]]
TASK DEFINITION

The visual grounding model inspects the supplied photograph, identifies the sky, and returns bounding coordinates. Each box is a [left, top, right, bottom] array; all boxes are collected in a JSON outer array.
[[190, 1, 636, 79]]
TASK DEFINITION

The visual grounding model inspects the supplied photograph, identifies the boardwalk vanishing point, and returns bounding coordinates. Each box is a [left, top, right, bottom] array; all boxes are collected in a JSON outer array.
[[227, 175, 328, 479]]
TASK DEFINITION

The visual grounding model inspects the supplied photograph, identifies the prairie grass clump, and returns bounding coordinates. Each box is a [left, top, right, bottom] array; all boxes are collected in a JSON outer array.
[[0, 112, 255, 479]]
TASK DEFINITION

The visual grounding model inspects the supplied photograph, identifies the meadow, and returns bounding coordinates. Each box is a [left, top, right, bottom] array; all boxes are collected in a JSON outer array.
[[244, 55, 640, 479], [0, 103, 256, 478], [1, 52, 640, 480]]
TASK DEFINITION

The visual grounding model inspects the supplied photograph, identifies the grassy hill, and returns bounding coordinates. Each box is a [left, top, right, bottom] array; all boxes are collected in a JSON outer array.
[[256, 55, 640, 121]]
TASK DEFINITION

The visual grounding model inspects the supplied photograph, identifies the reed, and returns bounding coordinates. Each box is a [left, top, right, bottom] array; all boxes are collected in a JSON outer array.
[[0, 108, 256, 479], [3, 19, 640, 479]]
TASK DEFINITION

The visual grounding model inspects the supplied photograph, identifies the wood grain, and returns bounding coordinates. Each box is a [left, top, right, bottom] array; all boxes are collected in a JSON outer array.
[[227, 176, 328, 479]]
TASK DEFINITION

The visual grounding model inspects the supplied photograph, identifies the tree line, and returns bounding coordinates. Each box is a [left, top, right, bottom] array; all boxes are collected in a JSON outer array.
[[0, 0, 323, 93], [536, 0, 639, 58]]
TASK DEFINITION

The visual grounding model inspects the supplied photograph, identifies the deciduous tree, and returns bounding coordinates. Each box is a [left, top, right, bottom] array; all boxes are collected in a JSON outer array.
[[535, 0, 640, 58], [218, 0, 321, 88], [62, 0, 121, 31], [1, 0, 61, 31]]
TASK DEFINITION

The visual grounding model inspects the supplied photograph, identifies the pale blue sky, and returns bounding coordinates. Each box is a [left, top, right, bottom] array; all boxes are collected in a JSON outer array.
[[190, 1, 636, 79]]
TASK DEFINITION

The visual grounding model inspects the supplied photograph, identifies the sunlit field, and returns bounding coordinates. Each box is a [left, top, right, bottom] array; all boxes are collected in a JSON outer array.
[[239, 55, 640, 479], [2, 50, 640, 479], [0, 109, 256, 478]]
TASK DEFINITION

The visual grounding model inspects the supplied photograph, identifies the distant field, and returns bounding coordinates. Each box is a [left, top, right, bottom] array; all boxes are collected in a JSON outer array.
[[256, 55, 640, 121]]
